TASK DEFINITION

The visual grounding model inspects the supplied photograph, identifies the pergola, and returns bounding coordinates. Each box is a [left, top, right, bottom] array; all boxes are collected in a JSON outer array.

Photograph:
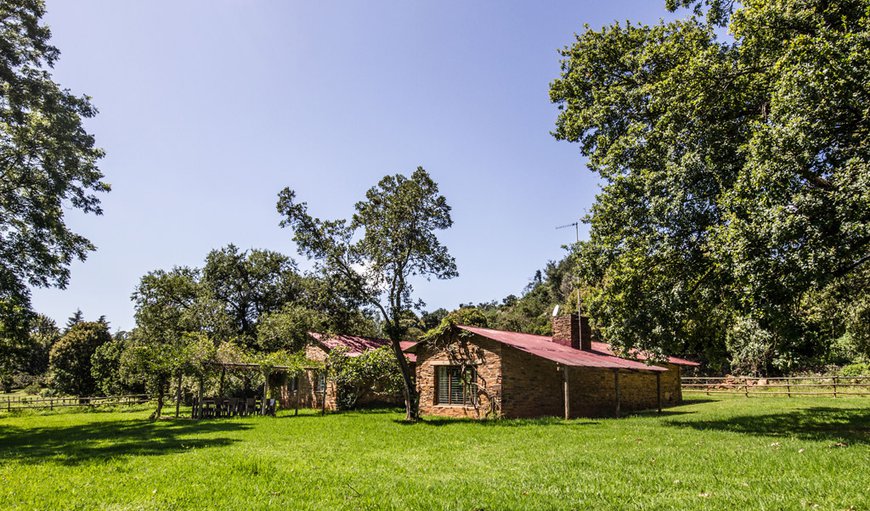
[[190, 361, 300, 419]]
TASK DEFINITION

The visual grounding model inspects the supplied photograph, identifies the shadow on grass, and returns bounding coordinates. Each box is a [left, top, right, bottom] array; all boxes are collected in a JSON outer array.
[[665, 406, 870, 444], [680, 397, 717, 405], [0, 418, 250, 465], [395, 416, 601, 427]]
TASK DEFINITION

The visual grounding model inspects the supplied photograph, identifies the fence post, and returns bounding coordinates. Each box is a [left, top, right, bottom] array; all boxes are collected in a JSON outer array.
[[833, 376, 838, 398], [743, 378, 749, 398], [786, 378, 791, 398]]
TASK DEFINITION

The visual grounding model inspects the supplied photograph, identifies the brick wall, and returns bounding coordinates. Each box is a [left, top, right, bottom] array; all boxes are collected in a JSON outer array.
[[416, 333, 687, 419], [500, 344, 563, 418], [415, 334, 503, 419], [278, 344, 337, 410], [278, 343, 407, 410]]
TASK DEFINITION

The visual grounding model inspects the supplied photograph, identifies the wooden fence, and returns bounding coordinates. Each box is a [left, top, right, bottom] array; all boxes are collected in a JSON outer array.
[[682, 375, 870, 397], [2, 394, 150, 412]]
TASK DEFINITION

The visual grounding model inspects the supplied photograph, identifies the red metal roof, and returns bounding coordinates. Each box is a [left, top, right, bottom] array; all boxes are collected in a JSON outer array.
[[455, 325, 668, 372], [307, 332, 416, 363]]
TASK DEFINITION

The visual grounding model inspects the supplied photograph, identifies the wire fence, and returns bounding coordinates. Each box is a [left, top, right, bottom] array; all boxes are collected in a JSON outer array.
[[682, 375, 870, 397], [2, 394, 150, 412]]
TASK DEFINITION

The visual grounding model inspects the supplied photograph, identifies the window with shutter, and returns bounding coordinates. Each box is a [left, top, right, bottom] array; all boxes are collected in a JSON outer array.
[[435, 365, 476, 405]]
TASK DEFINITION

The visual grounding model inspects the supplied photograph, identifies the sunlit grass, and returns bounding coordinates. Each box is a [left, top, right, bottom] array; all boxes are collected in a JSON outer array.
[[1, 397, 868, 510]]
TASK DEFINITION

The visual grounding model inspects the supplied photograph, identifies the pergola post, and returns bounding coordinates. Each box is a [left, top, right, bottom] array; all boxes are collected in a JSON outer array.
[[261, 367, 271, 416], [613, 370, 621, 418], [321, 364, 328, 416], [656, 372, 662, 414], [563, 365, 571, 420], [196, 375, 204, 419]]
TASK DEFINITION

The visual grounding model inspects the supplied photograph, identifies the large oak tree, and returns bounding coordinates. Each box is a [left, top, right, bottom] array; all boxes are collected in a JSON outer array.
[[550, 0, 870, 371]]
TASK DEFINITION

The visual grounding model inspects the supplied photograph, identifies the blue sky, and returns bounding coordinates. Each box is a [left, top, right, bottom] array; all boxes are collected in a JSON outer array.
[[34, 1, 680, 331]]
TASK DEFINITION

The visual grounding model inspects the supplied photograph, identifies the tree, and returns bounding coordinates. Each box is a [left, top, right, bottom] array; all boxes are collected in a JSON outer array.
[[549, 0, 870, 371], [65, 309, 84, 331], [91, 331, 134, 396], [48, 321, 111, 395], [128, 267, 203, 417], [0, 281, 30, 392], [201, 245, 303, 346], [278, 167, 457, 420], [23, 313, 60, 375], [0, 1, 108, 326]]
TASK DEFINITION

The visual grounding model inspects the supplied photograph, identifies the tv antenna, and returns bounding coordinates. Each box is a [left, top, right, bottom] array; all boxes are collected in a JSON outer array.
[[555, 221, 579, 243], [556, 220, 582, 316]]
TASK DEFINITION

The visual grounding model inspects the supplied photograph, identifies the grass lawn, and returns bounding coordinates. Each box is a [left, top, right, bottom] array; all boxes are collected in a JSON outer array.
[[0, 397, 868, 510]]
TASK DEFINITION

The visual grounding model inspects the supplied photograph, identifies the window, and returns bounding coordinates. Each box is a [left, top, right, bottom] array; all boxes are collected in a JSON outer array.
[[436, 366, 476, 406], [316, 372, 326, 393]]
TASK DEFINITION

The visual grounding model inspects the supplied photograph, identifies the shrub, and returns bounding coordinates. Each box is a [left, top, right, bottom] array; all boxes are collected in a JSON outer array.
[[840, 363, 870, 377], [328, 346, 404, 410], [49, 322, 111, 395]]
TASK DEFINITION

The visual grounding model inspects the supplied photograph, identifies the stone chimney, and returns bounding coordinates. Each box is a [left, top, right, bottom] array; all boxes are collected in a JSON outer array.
[[552, 314, 593, 351]]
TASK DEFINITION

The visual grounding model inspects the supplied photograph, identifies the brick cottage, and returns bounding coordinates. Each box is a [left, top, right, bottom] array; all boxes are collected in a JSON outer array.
[[406, 314, 698, 419], [280, 332, 416, 411]]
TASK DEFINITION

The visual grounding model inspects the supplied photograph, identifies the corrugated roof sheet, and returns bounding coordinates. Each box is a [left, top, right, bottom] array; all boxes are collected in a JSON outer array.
[[454, 325, 668, 372], [307, 332, 416, 363]]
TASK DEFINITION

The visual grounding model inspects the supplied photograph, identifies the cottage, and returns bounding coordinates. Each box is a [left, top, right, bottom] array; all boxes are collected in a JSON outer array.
[[407, 314, 698, 419], [280, 332, 416, 410]]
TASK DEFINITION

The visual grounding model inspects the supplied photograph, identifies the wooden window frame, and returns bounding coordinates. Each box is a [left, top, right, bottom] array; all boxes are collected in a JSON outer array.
[[435, 365, 477, 407]]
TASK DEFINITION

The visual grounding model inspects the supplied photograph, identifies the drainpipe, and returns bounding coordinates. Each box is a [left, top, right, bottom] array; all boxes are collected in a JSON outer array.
[[562, 365, 571, 420], [613, 369, 621, 418], [656, 372, 662, 413]]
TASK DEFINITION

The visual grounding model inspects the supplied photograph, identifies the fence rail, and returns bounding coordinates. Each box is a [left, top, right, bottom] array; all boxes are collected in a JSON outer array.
[[2, 394, 150, 412], [682, 375, 870, 398]]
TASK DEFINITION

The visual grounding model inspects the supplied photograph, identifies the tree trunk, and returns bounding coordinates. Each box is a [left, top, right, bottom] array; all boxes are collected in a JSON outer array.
[[174, 371, 183, 419], [150, 377, 167, 420], [390, 338, 418, 421]]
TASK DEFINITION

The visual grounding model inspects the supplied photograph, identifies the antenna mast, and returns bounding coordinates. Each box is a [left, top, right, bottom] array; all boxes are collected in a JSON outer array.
[[555, 221, 581, 316]]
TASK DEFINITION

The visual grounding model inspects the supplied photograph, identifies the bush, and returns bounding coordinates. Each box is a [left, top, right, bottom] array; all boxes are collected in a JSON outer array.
[[840, 363, 870, 377], [328, 346, 403, 410]]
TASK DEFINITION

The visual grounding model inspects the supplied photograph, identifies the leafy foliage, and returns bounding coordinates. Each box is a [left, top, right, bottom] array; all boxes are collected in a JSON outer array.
[[0, 0, 108, 326], [327, 345, 403, 410], [48, 321, 111, 395], [549, 0, 870, 373], [90, 331, 135, 396], [201, 245, 303, 345]]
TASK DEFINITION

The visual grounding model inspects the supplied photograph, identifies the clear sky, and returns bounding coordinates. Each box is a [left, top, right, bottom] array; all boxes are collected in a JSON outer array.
[[33, 0, 679, 331]]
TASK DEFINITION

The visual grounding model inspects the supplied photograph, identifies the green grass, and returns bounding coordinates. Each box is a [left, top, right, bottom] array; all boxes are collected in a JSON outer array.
[[1, 397, 868, 510]]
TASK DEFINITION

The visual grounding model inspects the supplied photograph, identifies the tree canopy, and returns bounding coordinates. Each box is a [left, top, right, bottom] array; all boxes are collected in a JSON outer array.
[[0, 0, 108, 325], [549, 0, 870, 372], [48, 320, 111, 396]]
